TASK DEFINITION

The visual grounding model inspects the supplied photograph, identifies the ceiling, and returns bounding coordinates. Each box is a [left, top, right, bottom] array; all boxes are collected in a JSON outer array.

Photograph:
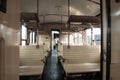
[[20, 0, 100, 24]]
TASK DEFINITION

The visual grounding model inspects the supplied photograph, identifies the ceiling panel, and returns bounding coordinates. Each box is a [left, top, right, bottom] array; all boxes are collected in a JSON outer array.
[[20, 0, 100, 23]]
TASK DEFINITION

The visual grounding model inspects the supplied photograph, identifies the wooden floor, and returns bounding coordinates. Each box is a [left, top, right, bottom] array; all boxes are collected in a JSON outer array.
[[20, 71, 100, 80]]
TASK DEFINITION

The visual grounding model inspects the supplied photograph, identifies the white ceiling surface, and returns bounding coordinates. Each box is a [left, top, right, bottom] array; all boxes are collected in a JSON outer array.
[[21, 0, 100, 23]]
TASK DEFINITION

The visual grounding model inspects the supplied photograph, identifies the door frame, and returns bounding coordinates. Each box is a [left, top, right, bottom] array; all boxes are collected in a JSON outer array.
[[0, 38, 5, 80], [105, 0, 111, 80], [100, 0, 104, 80], [100, 0, 111, 80], [51, 29, 60, 50]]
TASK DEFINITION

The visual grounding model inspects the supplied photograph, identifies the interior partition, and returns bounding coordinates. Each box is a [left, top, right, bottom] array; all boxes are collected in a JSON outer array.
[[110, 0, 120, 80], [103, 0, 120, 80]]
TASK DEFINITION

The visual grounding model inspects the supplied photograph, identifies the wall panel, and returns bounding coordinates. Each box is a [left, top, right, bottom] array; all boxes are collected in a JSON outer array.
[[0, 0, 20, 80], [111, 0, 120, 79]]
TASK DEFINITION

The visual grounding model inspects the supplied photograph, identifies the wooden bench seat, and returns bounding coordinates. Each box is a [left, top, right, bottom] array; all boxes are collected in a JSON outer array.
[[63, 46, 100, 73], [63, 63, 100, 74], [63, 46, 100, 64], [20, 45, 45, 76], [19, 45, 100, 75], [19, 66, 43, 76]]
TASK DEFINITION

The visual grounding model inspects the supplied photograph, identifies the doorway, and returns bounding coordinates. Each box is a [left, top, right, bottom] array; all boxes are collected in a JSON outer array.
[[51, 29, 60, 50], [0, 38, 5, 80]]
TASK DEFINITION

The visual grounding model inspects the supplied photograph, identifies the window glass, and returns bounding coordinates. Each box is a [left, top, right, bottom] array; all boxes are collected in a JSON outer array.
[[86, 29, 91, 45], [93, 28, 101, 45], [86, 28, 101, 46], [21, 25, 27, 39], [21, 41, 26, 46]]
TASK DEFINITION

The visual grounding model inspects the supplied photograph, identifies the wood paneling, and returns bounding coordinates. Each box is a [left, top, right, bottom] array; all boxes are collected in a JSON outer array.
[[110, 0, 120, 80], [0, 0, 20, 80], [111, 64, 120, 80], [111, 0, 120, 63]]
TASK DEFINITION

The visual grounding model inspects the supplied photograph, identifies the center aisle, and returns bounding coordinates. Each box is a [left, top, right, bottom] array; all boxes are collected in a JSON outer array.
[[42, 49, 66, 80]]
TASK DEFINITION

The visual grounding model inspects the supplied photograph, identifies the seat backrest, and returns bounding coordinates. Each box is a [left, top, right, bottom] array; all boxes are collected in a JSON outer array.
[[20, 45, 44, 66], [63, 46, 100, 64]]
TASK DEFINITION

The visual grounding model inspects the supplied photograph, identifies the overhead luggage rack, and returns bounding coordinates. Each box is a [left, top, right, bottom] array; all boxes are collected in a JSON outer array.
[[21, 12, 39, 22], [68, 15, 100, 25]]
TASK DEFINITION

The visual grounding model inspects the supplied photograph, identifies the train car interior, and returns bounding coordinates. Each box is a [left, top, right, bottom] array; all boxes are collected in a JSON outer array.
[[19, 0, 101, 80], [0, 0, 120, 80]]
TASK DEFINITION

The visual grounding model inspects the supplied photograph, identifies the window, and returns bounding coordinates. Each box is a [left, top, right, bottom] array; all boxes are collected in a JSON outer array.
[[86, 29, 91, 45], [86, 28, 101, 46], [74, 33, 82, 45], [93, 28, 101, 45], [21, 25, 27, 39], [29, 31, 36, 45], [21, 25, 27, 45], [20, 24, 37, 46], [0, 0, 7, 13]]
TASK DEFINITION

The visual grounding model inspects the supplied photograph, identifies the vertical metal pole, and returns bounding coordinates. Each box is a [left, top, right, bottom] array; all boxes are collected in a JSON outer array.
[[89, 23, 94, 46], [60, 27, 62, 44], [20, 23, 22, 45], [60, 16, 62, 43], [37, 0, 39, 18], [77, 32, 79, 45], [36, 0, 39, 48], [32, 31, 33, 44], [68, 23, 70, 48], [82, 31, 86, 45], [61, 16, 62, 23], [91, 26, 93, 45], [106, 0, 111, 80], [81, 31, 84, 45], [27, 29, 30, 45], [68, 0, 70, 17], [100, 0, 103, 79], [74, 33, 75, 45], [43, 16, 45, 45], [67, 0, 70, 48]]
